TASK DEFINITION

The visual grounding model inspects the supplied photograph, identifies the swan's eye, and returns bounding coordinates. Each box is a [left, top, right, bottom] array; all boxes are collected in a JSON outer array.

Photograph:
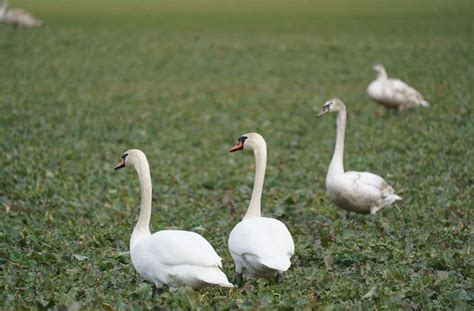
[[121, 153, 128, 160], [239, 136, 248, 143]]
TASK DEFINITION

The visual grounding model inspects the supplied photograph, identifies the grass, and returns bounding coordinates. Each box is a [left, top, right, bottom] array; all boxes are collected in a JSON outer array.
[[1, 0, 472, 309]]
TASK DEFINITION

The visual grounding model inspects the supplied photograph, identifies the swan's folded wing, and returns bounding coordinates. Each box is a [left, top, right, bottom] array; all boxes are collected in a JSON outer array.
[[390, 79, 424, 100], [229, 217, 294, 259], [345, 171, 390, 197], [138, 230, 223, 267]]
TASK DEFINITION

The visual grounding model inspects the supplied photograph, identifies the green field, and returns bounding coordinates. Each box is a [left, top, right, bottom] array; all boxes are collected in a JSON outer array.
[[1, 0, 473, 309]]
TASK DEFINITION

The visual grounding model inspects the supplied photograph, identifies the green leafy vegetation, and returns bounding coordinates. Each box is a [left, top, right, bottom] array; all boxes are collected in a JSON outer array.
[[1, 0, 472, 309]]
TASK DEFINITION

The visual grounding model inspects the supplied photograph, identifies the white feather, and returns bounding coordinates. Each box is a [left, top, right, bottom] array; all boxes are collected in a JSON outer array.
[[132, 230, 232, 288], [367, 65, 429, 110], [318, 99, 402, 215], [327, 171, 402, 215], [228, 133, 294, 279], [116, 149, 232, 289], [229, 217, 294, 277], [0, 0, 42, 28]]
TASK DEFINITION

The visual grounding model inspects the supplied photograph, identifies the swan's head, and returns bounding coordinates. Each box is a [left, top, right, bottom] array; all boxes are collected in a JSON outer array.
[[229, 132, 266, 153], [317, 98, 346, 117], [373, 64, 387, 78], [114, 149, 147, 170]]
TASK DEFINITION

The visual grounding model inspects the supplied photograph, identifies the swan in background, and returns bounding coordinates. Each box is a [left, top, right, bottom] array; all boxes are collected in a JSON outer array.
[[317, 98, 402, 215], [228, 133, 294, 285], [0, 0, 42, 28], [114, 149, 232, 292], [367, 64, 429, 110]]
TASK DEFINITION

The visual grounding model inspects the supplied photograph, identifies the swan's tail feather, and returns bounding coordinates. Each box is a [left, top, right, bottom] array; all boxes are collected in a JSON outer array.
[[391, 194, 402, 202], [385, 193, 402, 206], [371, 193, 402, 215], [418, 100, 429, 107], [218, 281, 234, 288], [198, 267, 233, 288], [261, 257, 291, 272]]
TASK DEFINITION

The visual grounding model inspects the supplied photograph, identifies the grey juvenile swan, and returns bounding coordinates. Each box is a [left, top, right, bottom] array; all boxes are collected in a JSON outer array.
[[367, 64, 429, 110], [317, 98, 402, 215]]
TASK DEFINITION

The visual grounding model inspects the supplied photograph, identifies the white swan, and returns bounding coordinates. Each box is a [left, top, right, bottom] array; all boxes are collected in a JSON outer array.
[[228, 133, 294, 284], [317, 99, 402, 215], [367, 64, 429, 110], [0, 0, 42, 28], [114, 149, 232, 291]]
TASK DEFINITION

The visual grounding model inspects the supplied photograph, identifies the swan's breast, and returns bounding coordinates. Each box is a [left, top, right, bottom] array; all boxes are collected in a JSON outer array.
[[368, 80, 406, 107], [367, 81, 385, 100]]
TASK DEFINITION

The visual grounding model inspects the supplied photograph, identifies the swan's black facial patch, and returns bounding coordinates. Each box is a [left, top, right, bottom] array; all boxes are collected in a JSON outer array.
[[317, 103, 332, 117], [229, 136, 247, 153], [115, 153, 128, 170]]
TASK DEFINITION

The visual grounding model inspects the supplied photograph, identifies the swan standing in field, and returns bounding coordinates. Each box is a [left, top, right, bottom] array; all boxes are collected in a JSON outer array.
[[317, 98, 402, 215], [228, 133, 294, 285], [0, 0, 42, 28], [367, 64, 429, 110], [114, 149, 233, 292]]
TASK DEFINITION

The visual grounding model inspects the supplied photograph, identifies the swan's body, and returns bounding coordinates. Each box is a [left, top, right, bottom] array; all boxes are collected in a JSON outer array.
[[367, 64, 429, 110], [114, 150, 232, 290], [229, 217, 293, 277], [228, 133, 294, 282], [0, 0, 42, 28], [131, 230, 231, 288], [326, 171, 401, 215], [317, 99, 402, 215]]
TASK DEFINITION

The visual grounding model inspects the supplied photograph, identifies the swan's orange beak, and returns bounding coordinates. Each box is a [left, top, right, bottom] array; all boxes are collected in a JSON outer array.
[[114, 159, 126, 170], [229, 141, 244, 153]]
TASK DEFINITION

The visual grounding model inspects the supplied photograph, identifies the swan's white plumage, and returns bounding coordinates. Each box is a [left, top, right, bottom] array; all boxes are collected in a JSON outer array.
[[133, 230, 223, 267], [229, 217, 294, 277], [131, 230, 232, 288], [228, 133, 294, 279], [115, 149, 232, 289], [327, 171, 402, 215], [318, 99, 402, 215], [0, 0, 42, 28], [367, 64, 429, 110]]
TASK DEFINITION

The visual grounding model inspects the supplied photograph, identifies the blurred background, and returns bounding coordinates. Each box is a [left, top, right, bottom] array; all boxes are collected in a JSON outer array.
[[1, 0, 472, 309]]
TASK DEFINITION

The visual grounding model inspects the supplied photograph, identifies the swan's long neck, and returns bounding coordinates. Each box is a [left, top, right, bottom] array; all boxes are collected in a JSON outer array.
[[244, 142, 267, 219], [328, 107, 346, 178], [377, 68, 388, 79], [130, 157, 152, 250], [0, 0, 8, 16]]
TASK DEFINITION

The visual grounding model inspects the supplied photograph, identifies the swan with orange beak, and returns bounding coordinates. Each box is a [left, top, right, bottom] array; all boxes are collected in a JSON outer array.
[[113, 149, 233, 292], [228, 133, 294, 285]]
